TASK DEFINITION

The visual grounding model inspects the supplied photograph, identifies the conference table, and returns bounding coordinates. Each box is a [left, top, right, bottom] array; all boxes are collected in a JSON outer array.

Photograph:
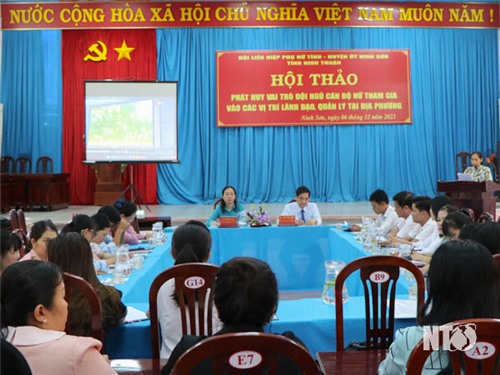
[[103, 226, 416, 359]]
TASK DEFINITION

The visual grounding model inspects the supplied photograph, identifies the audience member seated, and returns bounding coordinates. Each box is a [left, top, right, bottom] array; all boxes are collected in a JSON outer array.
[[157, 220, 222, 359], [114, 199, 147, 245], [441, 212, 473, 241], [162, 257, 309, 375], [90, 214, 116, 271], [97, 205, 129, 248], [19, 220, 58, 262], [429, 195, 452, 220], [393, 196, 438, 250], [460, 221, 500, 255], [1, 260, 117, 375], [47, 233, 127, 337], [463, 151, 493, 182], [61, 214, 109, 273], [411, 205, 458, 268], [205, 186, 245, 226], [378, 240, 500, 374], [1, 230, 21, 274], [281, 185, 322, 226], [387, 191, 420, 243], [352, 189, 399, 237]]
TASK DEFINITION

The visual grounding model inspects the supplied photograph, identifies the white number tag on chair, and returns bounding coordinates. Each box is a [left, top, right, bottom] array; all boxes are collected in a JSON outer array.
[[184, 276, 205, 289], [229, 350, 262, 369], [369, 271, 390, 283], [465, 342, 496, 360]]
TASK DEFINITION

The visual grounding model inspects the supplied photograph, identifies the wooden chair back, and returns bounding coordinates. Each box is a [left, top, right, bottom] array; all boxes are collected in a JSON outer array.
[[62, 272, 104, 345], [456, 151, 471, 175], [406, 318, 500, 375], [477, 212, 494, 223], [149, 263, 219, 367], [213, 198, 222, 209], [1, 156, 15, 173], [36, 156, 53, 173], [459, 207, 476, 221], [130, 217, 141, 234], [493, 254, 500, 272], [12, 229, 29, 258], [335, 255, 425, 351], [170, 332, 321, 375], [15, 156, 31, 174], [9, 209, 19, 231], [16, 209, 27, 234]]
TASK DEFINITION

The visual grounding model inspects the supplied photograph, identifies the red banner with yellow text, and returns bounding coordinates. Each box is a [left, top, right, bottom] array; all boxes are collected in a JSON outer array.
[[2, 2, 499, 30], [217, 50, 412, 127]]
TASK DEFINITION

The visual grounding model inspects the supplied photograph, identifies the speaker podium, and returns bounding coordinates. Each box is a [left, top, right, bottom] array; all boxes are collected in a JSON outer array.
[[94, 164, 123, 206], [437, 180, 500, 220]]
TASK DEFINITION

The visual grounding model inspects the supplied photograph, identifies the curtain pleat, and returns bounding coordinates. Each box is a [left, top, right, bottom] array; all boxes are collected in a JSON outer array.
[[61, 30, 157, 205], [156, 27, 499, 204]]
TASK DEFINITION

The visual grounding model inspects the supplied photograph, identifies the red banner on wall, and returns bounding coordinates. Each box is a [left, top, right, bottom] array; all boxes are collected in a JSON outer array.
[[216, 50, 412, 127], [2, 2, 499, 30]]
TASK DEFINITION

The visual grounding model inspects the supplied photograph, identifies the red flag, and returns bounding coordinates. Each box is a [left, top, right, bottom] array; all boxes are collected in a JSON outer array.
[[62, 29, 157, 205]]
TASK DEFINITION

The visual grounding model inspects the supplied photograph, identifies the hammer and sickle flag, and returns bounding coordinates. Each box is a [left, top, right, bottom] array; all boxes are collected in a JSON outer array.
[[83, 40, 108, 62]]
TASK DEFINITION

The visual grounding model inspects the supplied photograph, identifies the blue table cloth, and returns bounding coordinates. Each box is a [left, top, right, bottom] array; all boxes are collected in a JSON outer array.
[[103, 227, 416, 359]]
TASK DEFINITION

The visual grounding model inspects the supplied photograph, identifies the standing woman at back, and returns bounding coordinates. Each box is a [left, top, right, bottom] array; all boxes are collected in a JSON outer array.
[[156, 220, 222, 359], [48, 233, 127, 337], [463, 151, 493, 182]]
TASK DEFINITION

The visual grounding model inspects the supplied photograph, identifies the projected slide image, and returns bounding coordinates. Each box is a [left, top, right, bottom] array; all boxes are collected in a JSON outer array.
[[84, 81, 178, 163], [88, 99, 153, 147]]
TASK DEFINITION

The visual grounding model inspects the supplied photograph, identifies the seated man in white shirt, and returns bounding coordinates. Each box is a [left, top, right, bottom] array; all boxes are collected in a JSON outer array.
[[281, 185, 322, 225], [387, 191, 421, 244], [397, 196, 439, 250], [353, 189, 399, 237]]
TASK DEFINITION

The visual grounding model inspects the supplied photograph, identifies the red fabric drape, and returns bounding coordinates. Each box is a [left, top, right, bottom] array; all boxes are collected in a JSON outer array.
[[62, 30, 157, 205]]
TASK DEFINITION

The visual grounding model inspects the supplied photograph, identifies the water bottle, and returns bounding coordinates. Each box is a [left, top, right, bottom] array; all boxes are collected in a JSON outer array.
[[113, 244, 131, 284], [238, 211, 247, 227], [322, 260, 349, 304], [151, 222, 164, 245]]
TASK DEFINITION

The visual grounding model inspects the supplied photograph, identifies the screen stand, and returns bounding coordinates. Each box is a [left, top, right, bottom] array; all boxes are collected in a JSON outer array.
[[117, 184, 151, 212]]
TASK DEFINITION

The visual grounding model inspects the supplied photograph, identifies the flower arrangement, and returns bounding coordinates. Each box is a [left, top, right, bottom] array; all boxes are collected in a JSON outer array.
[[246, 205, 272, 227]]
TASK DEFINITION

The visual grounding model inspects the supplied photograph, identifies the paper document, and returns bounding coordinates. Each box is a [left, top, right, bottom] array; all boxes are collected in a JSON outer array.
[[394, 299, 418, 319], [124, 306, 149, 323]]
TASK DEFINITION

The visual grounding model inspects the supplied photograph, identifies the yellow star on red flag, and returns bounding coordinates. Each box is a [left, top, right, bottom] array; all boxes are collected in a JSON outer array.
[[114, 41, 135, 61]]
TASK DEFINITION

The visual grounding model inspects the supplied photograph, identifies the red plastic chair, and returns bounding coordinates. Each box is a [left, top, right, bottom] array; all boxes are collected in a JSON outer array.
[[406, 318, 500, 375], [149, 263, 219, 370], [335, 255, 425, 351], [62, 273, 104, 345], [170, 332, 320, 375]]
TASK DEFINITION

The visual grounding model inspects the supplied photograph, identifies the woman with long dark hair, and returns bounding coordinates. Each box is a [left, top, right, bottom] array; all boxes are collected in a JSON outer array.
[[1, 260, 117, 374], [47, 233, 127, 337], [379, 240, 500, 374]]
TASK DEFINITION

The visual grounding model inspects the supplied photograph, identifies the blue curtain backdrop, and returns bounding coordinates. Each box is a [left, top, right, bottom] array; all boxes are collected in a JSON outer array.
[[1, 18, 498, 203], [1, 30, 62, 173], [156, 27, 499, 204]]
